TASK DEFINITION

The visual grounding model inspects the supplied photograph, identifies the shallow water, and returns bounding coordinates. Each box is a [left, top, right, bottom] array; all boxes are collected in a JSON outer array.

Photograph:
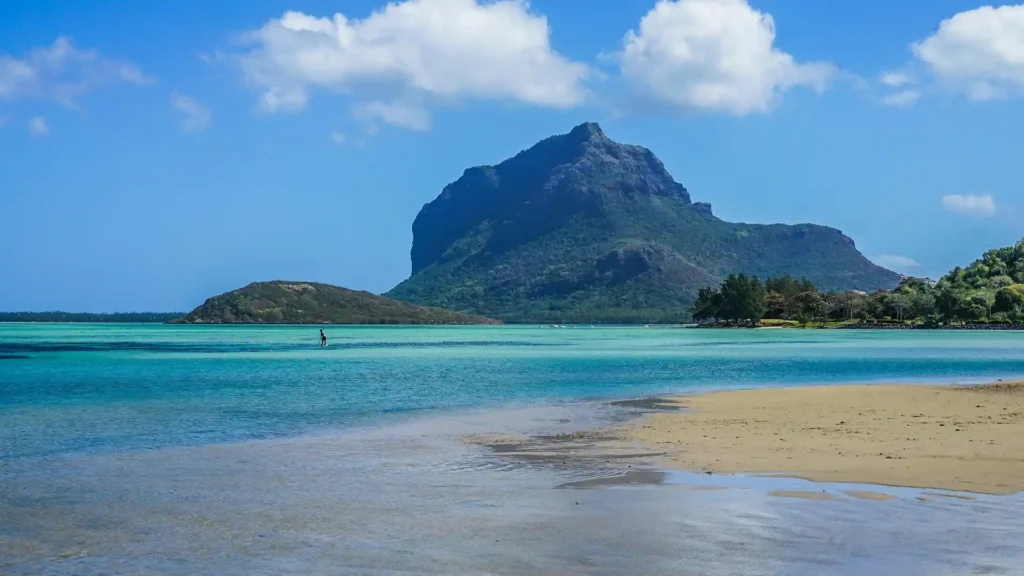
[[4, 324, 1024, 463], [3, 324, 1024, 574]]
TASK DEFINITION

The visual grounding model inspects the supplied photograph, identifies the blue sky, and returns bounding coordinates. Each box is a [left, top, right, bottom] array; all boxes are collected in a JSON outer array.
[[1, 0, 1023, 312]]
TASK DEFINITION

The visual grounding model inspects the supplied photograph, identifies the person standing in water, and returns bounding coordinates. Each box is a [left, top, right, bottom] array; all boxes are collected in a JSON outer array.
[[320, 329, 327, 347]]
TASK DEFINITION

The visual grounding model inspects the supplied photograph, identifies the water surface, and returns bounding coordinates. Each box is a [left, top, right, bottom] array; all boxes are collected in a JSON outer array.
[[3, 324, 1024, 575], [4, 324, 1024, 463]]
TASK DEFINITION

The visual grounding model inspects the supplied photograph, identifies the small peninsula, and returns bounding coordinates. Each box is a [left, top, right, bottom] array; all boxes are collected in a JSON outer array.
[[172, 281, 500, 325]]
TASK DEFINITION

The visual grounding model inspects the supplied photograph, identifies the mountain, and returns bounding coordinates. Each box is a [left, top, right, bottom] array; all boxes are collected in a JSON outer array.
[[387, 122, 901, 323], [172, 281, 499, 325]]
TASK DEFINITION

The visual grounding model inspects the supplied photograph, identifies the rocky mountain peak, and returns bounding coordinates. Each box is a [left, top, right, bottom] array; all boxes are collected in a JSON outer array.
[[409, 123, 693, 273], [566, 121, 607, 142]]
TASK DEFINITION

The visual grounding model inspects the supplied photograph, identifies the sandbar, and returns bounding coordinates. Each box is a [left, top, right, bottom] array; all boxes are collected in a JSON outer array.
[[621, 381, 1024, 495], [843, 490, 897, 501]]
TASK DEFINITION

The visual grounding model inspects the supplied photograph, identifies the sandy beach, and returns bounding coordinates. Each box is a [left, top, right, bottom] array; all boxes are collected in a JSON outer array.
[[622, 381, 1024, 495]]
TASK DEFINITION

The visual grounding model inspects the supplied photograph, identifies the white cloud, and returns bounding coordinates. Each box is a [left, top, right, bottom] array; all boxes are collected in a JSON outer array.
[[0, 37, 152, 106], [873, 254, 921, 272], [170, 91, 212, 132], [878, 72, 918, 107], [880, 72, 911, 87], [329, 130, 346, 145], [617, 0, 833, 115], [352, 100, 431, 131], [912, 5, 1024, 101], [28, 116, 48, 137], [236, 0, 589, 129], [881, 89, 920, 108], [941, 193, 997, 217]]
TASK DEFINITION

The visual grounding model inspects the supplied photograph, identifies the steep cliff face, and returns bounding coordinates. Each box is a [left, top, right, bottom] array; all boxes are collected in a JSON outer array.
[[410, 122, 689, 274], [389, 123, 900, 323]]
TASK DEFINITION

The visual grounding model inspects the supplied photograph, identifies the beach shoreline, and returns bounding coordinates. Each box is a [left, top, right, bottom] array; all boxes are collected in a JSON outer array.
[[617, 380, 1024, 495]]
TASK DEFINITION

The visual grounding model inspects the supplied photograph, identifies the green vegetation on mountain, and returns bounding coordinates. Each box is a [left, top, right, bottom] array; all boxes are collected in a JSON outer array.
[[173, 281, 499, 325], [691, 238, 1024, 327], [0, 312, 185, 323], [388, 122, 900, 323]]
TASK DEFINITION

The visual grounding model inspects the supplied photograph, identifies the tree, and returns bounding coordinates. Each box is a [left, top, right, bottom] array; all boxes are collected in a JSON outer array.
[[794, 291, 827, 325], [765, 291, 788, 319], [957, 295, 990, 322], [935, 287, 967, 323], [829, 291, 864, 321], [994, 285, 1024, 314], [911, 291, 936, 319], [765, 275, 802, 318], [718, 274, 766, 325], [689, 286, 722, 324], [1013, 261, 1024, 284], [885, 293, 911, 322]]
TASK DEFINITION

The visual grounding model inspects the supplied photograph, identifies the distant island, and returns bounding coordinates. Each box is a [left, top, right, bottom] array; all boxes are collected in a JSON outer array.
[[690, 238, 1024, 329], [171, 281, 500, 325], [0, 312, 185, 323], [388, 122, 899, 324]]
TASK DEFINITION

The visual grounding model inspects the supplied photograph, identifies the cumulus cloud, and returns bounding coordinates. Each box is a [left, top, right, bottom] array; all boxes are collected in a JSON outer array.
[[28, 116, 48, 137], [872, 254, 921, 272], [0, 37, 152, 106], [912, 5, 1024, 101], [942, 193, 997, 217], [329, 130, 346, 145], [617, 0, 833, 115], [235, 0, 589, 129], [170, 91, 212, 132]]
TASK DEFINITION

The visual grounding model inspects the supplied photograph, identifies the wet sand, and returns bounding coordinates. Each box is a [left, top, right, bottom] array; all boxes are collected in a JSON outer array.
[[622, 381, 1024, 495]]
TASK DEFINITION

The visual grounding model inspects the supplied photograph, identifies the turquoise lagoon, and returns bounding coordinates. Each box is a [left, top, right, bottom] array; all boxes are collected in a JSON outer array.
[[3, 323, 1024, 462], [3, 324, 1024, 575]]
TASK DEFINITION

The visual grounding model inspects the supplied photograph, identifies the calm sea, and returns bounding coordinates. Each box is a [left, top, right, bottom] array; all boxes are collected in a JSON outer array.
[[4, 324, 1024, 575]]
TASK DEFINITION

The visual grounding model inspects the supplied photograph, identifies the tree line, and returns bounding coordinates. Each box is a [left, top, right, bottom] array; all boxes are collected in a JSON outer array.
[[689, 239, 1024, 326], [0, 312, 185, 323]]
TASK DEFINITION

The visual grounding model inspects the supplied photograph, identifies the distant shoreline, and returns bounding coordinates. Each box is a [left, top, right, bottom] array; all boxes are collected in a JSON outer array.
[[2, 320, 1023, 330], [0, 312, 186, 324], [693, 320, 1024, 331]]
